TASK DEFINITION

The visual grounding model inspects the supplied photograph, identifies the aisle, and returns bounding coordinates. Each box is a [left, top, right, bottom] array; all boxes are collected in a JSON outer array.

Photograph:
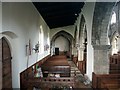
[[68, 60, 92, 89], [68, 61, 82, 77]]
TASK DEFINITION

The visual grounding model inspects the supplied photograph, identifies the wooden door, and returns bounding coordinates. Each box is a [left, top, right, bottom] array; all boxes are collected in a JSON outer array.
[[55, 48, 59, 55], [0, 37, 12, 89]]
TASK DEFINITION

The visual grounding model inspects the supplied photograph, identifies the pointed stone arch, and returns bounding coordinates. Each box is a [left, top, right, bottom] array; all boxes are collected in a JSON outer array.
[[51, 30, 73, 58], [110, 31, 120, 55], [79, 14, 87, 48], [92, 2, 116, 45], [74, 26, 77, 47], [91, 2, 117, 74], [1, 31, 18, 39], [0, 31, 18, 54], [77, 14, 87, 74], [0, 31, 18, 88]]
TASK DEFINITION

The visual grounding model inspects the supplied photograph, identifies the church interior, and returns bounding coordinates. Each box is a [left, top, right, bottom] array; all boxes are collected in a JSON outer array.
[[0, 1, 120, 90]]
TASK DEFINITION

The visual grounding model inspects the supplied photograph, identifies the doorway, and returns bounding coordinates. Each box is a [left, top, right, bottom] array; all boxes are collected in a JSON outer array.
[[55, 47, 59, 55], [0, 37, 12, 89]]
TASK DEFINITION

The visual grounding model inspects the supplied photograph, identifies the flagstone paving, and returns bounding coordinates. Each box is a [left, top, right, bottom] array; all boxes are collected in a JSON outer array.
[[68, 60, 92, 89]]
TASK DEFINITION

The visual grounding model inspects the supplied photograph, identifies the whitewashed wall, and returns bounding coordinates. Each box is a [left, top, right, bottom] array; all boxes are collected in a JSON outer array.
[[1, 2, 50, 88], [50, 25, 75, 56], [55, 36, 69, 51], [50, 25, 75, 40]]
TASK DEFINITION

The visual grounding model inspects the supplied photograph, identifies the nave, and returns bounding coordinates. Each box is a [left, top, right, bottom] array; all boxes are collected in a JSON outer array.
[[20, 55, 92, 90], [1, 2, 120, 90]]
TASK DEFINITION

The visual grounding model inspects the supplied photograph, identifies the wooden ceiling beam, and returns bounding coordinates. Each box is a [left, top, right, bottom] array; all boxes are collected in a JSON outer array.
[[33, 2, 84, 29]]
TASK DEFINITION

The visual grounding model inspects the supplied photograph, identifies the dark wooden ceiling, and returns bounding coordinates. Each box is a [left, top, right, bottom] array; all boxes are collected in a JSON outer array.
[[33, 2, 84, 29]]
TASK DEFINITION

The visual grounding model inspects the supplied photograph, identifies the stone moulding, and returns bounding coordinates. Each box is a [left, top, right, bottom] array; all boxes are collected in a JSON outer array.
[[93, 45, 111, 50]]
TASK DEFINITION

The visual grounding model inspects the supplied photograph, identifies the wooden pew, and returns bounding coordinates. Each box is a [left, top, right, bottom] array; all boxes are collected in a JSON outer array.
[[20, 70, 75, 90], [72, 56, 78, 66], [51, 55, 67, 59], [41, 55, 71, 77], [20, 55, 51, 89], [109, 54, 120, 74], [100, 79, 120, 90], [20, 55, 72, 89], [26, 77, 75, 89], [92, 72, 120, 90], [78, 61, 86, 75]]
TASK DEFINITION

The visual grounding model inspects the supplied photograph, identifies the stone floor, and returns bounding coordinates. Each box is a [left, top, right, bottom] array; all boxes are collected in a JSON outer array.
[[34, 59, 92, 90], [68, 60, 92, 89]]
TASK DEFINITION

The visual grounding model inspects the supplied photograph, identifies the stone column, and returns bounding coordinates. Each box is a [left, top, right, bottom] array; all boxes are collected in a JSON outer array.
[[78, 47, 85, 61], [72, 47, 77, 57], [93, 45, 111, 74]]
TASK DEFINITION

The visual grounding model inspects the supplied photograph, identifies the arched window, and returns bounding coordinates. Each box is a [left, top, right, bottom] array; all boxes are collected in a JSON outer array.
[[47, 33, 50, 51], [39, 25, 44, 54], [47, 33, 50, 46], [112, 35, 119, 55], [110, 11, 116, 24]]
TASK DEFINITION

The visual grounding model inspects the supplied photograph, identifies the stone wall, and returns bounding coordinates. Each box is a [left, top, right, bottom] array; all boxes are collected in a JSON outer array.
[[92, 2, 115, 74], [93, 45, 111, 74]]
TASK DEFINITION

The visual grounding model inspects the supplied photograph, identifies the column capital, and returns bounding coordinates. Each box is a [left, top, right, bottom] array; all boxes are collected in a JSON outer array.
[[93, 45, 111, 50], [77, 46, 85, 51]]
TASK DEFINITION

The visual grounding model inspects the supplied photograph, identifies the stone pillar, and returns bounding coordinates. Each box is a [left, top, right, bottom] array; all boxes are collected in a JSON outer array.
[[72, 47, 77, 57], [78, 47, 85, 61], [93, 45, 111, 74]]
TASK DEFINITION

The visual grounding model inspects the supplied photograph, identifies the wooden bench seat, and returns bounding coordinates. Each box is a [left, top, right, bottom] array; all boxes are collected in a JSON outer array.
[[52, 55, 67, 58], [41, 55, 70, 77], [21, 75, 75, 90], [92, 72, 120, 90], [109, 54, 120, 74], [100, 79, 120, 89], [20, 55, 72, 89]]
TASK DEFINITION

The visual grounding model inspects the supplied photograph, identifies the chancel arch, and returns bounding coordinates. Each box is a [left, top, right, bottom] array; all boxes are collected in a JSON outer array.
[[51, 31, 73, 58]]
